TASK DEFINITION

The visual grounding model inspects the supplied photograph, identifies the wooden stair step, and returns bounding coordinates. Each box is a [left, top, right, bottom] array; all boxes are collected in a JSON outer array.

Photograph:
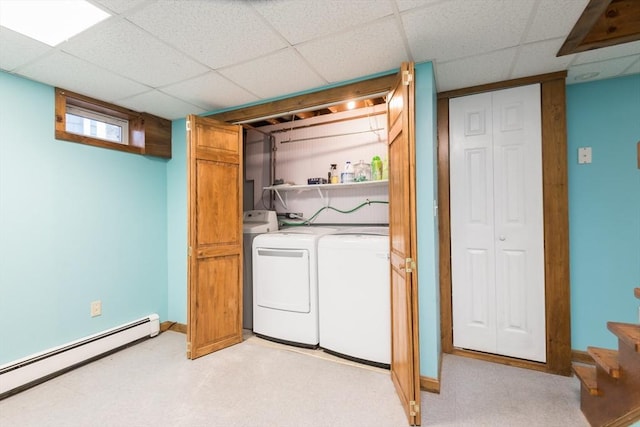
[[587, 346, 620, 378], [608, 322, 640, 352], [573, 364, 601, 396], [635, 287, 640, 299]]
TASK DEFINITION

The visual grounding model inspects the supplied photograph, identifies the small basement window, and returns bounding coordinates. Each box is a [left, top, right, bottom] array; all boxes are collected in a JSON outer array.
[[55, 88, 171, 158], [65, 105, 129, 145]]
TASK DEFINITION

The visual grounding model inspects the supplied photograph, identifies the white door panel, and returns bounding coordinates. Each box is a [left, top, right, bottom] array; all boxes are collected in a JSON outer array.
[[451, 84, 546, 362]]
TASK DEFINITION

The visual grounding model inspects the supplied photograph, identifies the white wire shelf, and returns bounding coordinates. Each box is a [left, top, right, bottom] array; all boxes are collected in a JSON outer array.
[[264, 179, 387, 192], [264, 180, 388, 209]]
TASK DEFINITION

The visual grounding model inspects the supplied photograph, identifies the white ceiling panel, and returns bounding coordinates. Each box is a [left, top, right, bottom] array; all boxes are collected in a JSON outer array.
[[511, 38, 576, 80], [15, 51, 150, 102], [622, 57, 640, 76], [395, 0, 443, 13], [116, 90, 205, 120], [1, 0, 637, 120], [128, 1, 286, 70], [218, 48, 326, 100], [573, 41, 640, 65], [524, 0, 588, 43], [161, 71, 260, 111], [567, 55, 640, 85], [89, 0, 148, 14], [61, 19, 209, 87], [253, 0, 393, 45], [0, 27, 51, 71], [403, 0, 533, 62], [435, 48, 517, 92], [296, 17, 407, 83]]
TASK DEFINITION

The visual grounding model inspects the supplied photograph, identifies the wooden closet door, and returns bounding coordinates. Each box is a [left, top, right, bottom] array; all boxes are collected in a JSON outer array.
[[186, 115, 243, 359], [388, 62, 421, 426]]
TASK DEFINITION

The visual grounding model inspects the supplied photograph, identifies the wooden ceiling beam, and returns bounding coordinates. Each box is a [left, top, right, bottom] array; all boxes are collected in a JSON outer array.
[[558, 0, 640, 56], [207, 73, 396, 124]]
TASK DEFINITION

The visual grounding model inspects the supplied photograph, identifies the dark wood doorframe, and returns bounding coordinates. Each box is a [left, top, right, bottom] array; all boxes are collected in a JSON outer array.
[[437, 71, 573, 376]]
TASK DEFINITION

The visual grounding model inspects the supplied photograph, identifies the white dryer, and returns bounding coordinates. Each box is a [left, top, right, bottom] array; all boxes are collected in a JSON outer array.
[[242, 210, 278, 329], [252, 226, 337, 347], [318, 226, 390, 366]]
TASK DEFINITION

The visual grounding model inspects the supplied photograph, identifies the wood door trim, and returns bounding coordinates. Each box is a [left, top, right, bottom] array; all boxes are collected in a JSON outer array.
[[437, 71, 566, 100], [207, 73, 397, 124], [437, 72, 572, 376]]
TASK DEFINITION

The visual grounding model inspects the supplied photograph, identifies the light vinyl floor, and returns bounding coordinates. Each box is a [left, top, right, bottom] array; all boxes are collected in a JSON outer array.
[[0, 331, 589, 426]]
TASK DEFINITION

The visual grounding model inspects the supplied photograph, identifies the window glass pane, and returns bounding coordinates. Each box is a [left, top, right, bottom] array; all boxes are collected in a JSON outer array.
[[65, 106, 128, 144]]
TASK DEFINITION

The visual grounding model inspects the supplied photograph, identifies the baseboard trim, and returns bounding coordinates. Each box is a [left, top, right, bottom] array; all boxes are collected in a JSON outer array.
[[420, 376, 440, 394], [160, 321, 187, 334], [572, 349, 594, 365]]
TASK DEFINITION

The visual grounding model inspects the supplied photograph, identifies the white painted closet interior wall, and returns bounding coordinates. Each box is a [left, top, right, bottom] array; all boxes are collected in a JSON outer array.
[[245, 104, 389, 225]]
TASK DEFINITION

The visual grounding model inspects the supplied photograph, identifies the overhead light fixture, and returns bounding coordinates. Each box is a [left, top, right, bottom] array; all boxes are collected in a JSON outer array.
[[346, 101, 357, 110], [0, 0, 110, 47]]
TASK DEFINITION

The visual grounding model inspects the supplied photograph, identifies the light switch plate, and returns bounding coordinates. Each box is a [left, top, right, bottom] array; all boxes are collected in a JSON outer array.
[[578, 147, 592, 164]]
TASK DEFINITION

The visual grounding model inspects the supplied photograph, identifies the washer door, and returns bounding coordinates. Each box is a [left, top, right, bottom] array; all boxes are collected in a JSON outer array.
[[254, 248, 310, 313]]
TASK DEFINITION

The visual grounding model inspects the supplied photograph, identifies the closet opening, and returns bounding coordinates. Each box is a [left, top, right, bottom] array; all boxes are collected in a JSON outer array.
[[205, 74, 398, 368]]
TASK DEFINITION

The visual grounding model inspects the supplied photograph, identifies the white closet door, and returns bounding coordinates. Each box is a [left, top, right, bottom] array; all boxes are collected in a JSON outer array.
[[450, 92, 497, 354], [492, 84, 545, 362], [450, 84, 546, 363]]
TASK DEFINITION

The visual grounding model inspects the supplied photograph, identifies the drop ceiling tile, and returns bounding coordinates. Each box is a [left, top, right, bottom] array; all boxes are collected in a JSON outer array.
[[161, 72, 260, 111], [621, 57, 640, 76], [573, 41, 640, 65], [61, 19, 209, 87], [567, 55, 640, 85], [396, 0, 442, 12], [0, 27, 51, 72], [116, 90, 205, 120], [511, 38, 575, 80], [252, 0, 393, 45], [128, 0, 286, 69], [218, 49, 326, 100], [435, 49, 517, 93], [524, 0, 588, 43], [15, 51, 150, 102], [296, 18, 406, 83], [90, 0, 148, 14], [403, 0, 532, 62]]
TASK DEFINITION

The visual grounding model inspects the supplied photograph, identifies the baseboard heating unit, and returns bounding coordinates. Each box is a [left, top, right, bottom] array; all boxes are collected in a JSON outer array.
[[0, 314, 159, 398]]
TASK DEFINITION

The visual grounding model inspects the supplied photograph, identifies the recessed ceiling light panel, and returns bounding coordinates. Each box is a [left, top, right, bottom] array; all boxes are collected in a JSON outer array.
[[0, 0, 110, 46]]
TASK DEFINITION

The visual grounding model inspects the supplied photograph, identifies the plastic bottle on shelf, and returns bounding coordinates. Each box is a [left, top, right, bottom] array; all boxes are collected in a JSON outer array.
[[371, 155, 383, 180], [341, 161, 354, 183], [354, 160, 371, 182], [382, 156, 388, 180], [330, 164, 339, 184]]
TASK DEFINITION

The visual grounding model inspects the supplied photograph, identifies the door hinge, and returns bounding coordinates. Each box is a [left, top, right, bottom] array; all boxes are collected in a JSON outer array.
[[188, 246, 193, 257], [405, 257, 416, 273], [409, 400, 420, 416], [186, 120, 191, 131], [402, 70, 413, 86]]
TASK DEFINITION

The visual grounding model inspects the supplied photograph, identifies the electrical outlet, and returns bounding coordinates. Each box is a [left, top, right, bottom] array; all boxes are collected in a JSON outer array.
[[91, 300, 102, 317]]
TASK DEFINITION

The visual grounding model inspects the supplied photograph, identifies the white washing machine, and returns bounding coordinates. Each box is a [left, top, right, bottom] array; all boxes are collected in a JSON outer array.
[[318, 226, 390, 366], [252, 226, 337, 347], [242, 210, 278, 330]]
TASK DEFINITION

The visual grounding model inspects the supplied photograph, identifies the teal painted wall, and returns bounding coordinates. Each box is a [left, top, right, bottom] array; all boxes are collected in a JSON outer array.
[[414, 62, 440, 379], [0, 71, 168, 365], [566, 74, 640, 351], [167, 119, 187, 323]]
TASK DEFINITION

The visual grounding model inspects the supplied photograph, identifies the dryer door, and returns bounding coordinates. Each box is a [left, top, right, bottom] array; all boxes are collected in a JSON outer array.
[[254, 248, 310, 313]]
